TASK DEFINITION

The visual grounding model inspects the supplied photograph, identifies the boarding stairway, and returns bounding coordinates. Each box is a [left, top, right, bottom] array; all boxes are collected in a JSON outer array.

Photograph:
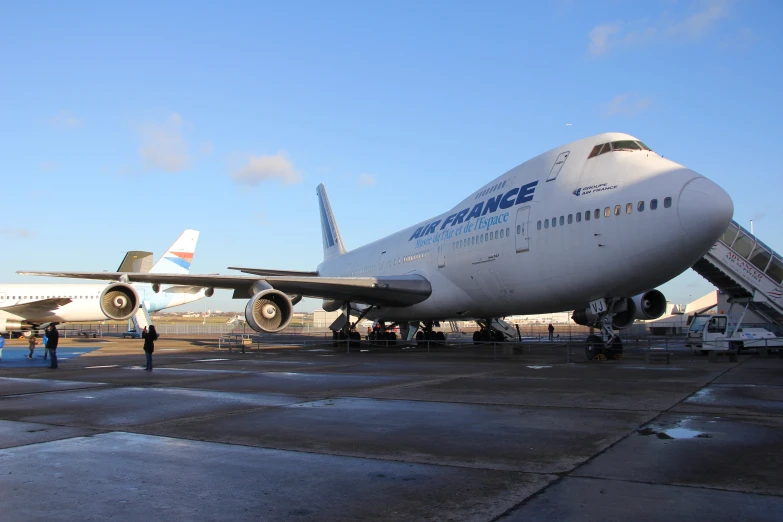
[[130, 303, 152, 332], [691, 220, 783, 329]]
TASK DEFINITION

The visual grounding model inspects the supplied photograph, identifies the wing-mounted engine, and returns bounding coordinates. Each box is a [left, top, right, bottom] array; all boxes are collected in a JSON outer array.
[[572, 290, 667, 329], [100, 283, 139, 321], [572, 297, 636, 329], [632, 290, 666, 320], [245, 289, 293, 333], [0, 319, 23, 333]]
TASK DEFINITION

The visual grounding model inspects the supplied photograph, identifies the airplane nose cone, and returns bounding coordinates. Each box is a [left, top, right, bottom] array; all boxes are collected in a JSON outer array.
[[678, 176, 734, 243]]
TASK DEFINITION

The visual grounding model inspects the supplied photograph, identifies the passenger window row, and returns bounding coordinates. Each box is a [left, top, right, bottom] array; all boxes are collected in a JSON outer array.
[[536, 197, 672, 230], [8, 295, 97, 300], [452, 227, 512, 250], [474, 180, 509, 200], [352, 249, 434, 275]]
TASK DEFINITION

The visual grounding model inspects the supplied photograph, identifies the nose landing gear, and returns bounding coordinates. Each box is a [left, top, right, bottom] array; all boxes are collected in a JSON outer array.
[[583, 300, 625, 361]]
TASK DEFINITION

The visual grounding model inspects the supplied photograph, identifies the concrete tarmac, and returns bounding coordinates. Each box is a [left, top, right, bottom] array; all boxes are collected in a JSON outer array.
[[1, 337, 782, 521]]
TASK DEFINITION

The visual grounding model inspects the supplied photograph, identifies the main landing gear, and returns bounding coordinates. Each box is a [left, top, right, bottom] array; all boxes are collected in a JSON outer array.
[[332, 302, 372, 348], [414, 321, 446, 343], [472, 319, 506, 343]]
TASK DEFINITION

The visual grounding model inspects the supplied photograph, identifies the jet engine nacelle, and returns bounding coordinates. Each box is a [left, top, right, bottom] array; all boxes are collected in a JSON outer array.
[[245, 289, 293, 333], [571, 297, 637, 329], [633, 290, 666, 320], [322, 299, 342, 312], [572, 290, 667, 329], [0, 319, 23, 333], [99, 283, 139, 321]]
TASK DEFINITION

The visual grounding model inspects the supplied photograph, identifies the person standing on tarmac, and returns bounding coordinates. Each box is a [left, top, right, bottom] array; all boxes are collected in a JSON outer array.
[[46, 324, 59, 368], [548, 323, 555, 341], [27, 334, 37, 359], [142, 325, 158, 371]]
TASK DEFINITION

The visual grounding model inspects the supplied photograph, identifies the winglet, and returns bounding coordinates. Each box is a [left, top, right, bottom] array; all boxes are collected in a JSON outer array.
[[316, 184, 346, 260], [149, 230, 200, 274]]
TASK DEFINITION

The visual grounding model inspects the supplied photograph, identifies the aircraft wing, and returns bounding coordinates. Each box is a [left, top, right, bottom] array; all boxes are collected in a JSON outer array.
[[1, 297, 73, 317], [17, 271, 432, 307]]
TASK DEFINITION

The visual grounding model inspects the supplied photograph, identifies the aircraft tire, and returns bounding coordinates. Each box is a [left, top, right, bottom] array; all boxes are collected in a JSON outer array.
[[473, 331, 481, 344], [585, 334, 603, 361]]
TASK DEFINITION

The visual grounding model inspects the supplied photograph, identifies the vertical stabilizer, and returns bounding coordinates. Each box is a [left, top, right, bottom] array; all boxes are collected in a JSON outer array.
[[316, 184, 347, 260], [149, 230, 200, 274]]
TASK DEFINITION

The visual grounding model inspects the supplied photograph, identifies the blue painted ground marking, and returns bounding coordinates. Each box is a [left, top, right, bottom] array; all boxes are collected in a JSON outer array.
[[0, 346, 100, 368]]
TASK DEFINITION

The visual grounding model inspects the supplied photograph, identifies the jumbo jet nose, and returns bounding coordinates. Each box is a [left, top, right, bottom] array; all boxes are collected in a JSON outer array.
[[678, 176, 734, 244]]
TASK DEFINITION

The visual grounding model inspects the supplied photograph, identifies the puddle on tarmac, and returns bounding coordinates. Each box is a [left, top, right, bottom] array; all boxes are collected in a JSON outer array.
[[638, 422, 711, 440]]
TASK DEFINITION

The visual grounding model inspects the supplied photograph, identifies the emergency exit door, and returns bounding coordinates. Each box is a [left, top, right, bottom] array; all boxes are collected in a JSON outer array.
[[515, 206, 531, 253]]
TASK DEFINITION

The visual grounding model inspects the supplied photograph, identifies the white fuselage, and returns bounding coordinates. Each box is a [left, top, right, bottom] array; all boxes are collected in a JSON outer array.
[[0, 283, 205, 324], [317, 132, 733, 322]]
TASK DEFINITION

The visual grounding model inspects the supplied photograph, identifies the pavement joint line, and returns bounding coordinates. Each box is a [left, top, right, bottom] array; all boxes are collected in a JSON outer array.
[[118, 426, 564, 475], [0, 429, 107, 451], [558, 473, 783, 498], [490, 359, 749, 520], [0, 385, 115, 400], [341, 393, 687, 413], [358, 371, 499, 394]]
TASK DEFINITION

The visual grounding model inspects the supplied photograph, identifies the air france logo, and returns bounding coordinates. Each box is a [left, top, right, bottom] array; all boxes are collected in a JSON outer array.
[[409, 181, 537, 245], [571, 183, 618, 196]]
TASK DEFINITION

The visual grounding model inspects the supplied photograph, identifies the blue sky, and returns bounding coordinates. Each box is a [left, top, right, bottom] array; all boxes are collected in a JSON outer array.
[[1, 0, 780, 313]]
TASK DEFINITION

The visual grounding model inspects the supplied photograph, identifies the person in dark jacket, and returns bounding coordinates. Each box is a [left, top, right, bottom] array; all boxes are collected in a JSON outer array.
[[142, 325, 158, 371], [46, 324, 60, 368]]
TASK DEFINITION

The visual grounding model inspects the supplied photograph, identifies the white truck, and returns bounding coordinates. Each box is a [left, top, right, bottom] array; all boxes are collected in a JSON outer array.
[[686, 313, 783, 354]]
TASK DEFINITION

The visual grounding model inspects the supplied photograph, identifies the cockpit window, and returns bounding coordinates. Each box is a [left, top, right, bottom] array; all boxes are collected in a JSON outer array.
[[611, 140, 642, 151], [588, 140, 652, 160]]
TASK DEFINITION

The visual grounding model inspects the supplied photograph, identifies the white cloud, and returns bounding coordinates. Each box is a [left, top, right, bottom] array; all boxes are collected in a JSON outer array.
[[232, 153, 302, 186], [50, 110, 83, 129], [138, 113, 191, 172], [588, 23, 622, 56], [0, 228, 33, 238], [588, 0, 732, 56], [357, 173, 376, 187], [601, 92, 652, 118]]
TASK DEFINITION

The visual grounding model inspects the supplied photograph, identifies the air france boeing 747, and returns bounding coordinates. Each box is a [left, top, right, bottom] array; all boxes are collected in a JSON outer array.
[[21, 133, 733, 358]]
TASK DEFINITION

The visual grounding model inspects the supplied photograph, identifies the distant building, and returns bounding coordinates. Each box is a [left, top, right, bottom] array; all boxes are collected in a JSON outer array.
[[313, 309, 341, 328]]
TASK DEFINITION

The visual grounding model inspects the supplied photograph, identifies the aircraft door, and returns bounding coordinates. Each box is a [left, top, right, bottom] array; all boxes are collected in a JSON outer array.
[[437, 245, 446, 268], [515, 206, 531, 253]]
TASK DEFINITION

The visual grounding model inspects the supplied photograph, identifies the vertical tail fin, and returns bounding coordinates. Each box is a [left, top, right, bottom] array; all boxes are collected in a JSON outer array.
[[316, 184, 346, 260], [149, 230, 200, 274]]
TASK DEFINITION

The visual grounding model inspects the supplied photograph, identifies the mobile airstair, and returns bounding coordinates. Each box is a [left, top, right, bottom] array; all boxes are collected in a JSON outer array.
[[130, 303, 152, 332], [692, 220, 783, 330]]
